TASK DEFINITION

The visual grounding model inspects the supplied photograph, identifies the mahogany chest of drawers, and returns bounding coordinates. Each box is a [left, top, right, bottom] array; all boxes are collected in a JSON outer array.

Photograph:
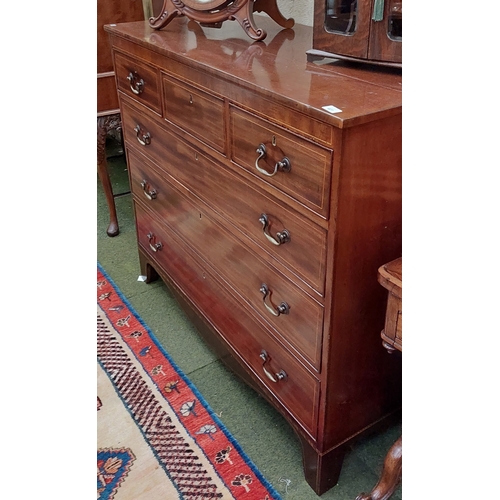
[[106, 17, 402, 495]]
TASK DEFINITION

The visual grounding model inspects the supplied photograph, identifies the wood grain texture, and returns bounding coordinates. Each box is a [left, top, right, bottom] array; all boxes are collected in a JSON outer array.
[[105, 17, 401, 127], [114, 51, 162, 114], [108, 17, 402, 495], [356, 259, 402, 500], [378, 257, 402, 352], [310, 0, 402, 66], [126, 135, 328, 296], [312, 0, 371, 60], [135, 200, 321, 436], [98, 0, 145, 110]]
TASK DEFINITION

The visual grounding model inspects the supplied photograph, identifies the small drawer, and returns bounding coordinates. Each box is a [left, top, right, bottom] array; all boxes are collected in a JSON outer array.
[[120, 97, 169, 163], [133, 173, 324, 371], [230, 106, 333, 218], [127, 149, 166, 206], [114, 52, 161, 114], [162, 73, 225, 154], [134, 202, 320, 438]]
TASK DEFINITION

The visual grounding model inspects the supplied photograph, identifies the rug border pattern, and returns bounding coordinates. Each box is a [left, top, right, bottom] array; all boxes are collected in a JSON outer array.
[[97, 262, 282, 500]]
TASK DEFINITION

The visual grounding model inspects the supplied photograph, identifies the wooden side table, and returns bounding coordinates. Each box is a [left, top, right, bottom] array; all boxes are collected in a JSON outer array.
[[97, 113, 122, 236], [97, 0, 145, 236], [356, 257, 402, 500]]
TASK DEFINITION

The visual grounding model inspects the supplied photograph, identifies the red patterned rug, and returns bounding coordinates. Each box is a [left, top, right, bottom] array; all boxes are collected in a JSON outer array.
[[97, 264, 281, 500]]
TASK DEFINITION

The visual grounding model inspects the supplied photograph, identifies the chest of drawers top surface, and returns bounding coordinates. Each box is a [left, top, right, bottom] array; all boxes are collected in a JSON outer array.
[[105, 17, 401, 129]]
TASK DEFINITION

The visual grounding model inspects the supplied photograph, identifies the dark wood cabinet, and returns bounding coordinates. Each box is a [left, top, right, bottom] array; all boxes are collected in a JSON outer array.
[[97, 0, 146, 237], [98, 0, 145, 115], [106, 17, 402, 495], [307, 0, 402, 66]]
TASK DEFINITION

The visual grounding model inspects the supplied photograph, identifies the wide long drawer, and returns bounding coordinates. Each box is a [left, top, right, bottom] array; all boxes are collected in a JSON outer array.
[[125, 140, 327, 296], [129, 166, 324, 371], [134, 201, 320, 438]]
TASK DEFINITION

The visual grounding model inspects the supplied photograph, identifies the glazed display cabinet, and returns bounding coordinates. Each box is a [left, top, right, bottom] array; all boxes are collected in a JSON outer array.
[[307, 0, 402, 66]]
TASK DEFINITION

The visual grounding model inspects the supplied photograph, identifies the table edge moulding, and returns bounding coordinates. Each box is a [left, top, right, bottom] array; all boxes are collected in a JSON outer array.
[[105, 17, 402, 495]]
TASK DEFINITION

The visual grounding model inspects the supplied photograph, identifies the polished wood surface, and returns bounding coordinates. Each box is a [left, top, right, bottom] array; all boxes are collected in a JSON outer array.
[[149, 0, 293, 41], [356, 258, 402, 500], [356, 436, 402, 500], [106, 17, 401, 127], [127, 133, 328, 295], [97, 113, 122, 236], [378, 257, 402, 352], [97, 0, 144, 236], [98, 0, 145, 114], [106, 17, 402, 495], [368, 2, 402, 63], [309, 0, 402, 66]]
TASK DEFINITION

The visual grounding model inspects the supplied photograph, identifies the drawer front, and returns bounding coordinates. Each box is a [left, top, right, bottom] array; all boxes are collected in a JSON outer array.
[[120, 98, 171, 162], [134, 201, 320, 437], [126, 135, 327, 295], [131, 172, 324, 370], [162, 73, 225, 154], [114, 52, 161, 114], [230, 106, 332, 218]]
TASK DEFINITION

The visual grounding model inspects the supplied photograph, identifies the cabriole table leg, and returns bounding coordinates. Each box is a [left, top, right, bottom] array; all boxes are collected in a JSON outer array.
[[97, 114, 121, 237], [355, 436, 402, 500]]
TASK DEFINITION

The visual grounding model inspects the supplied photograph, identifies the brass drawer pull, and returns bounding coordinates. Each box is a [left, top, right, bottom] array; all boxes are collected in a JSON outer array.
[[255, 143, 291, 177], [134, 125, 151, 146], [260, 283, 289, 317], [260, 350, 287, 383], [147, 232, 162, 252], [127, 72, 144, 95], [259, 214, 290, 246], [140, 180, 157, 200]]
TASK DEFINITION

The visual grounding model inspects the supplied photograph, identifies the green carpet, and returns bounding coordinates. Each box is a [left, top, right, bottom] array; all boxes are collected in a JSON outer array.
[[97, 139, 402, 499]]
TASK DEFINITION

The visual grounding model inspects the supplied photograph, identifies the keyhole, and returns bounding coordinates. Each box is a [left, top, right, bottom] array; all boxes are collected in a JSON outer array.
[[272, 135, 277, 146], [189, 94, 193, 104]]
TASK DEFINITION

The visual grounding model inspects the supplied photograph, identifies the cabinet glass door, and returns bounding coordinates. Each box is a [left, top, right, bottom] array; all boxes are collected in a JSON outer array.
[[387, 0, 402, 41], [324, 0, 358, 34], [368, 0, 402, 63], [317, 0, 371, 59]]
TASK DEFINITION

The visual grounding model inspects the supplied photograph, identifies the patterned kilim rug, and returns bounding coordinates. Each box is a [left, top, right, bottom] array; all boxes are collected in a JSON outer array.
[[97, 264, 282, 500]]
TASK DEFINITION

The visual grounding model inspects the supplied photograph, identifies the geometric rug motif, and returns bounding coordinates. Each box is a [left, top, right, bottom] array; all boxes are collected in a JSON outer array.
[[97, 263, 282, 500], [97, 448, 135, 500]]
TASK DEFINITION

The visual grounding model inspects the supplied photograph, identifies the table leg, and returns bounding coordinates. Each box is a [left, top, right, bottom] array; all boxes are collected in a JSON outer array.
[[97, 114, 121, 237], [355, 435, 402, 500]]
